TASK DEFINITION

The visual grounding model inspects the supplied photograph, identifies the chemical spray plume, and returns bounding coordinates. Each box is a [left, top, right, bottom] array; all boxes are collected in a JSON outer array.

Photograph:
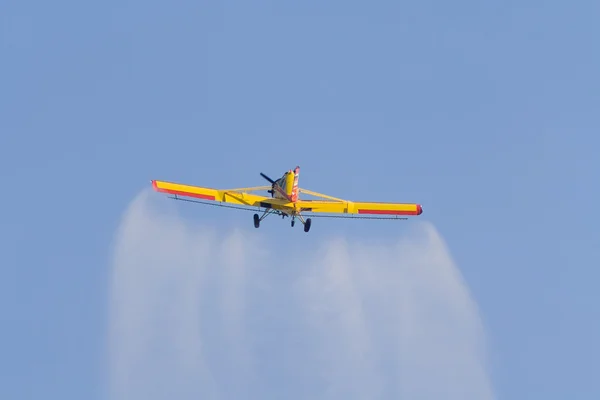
[[295, 226, 494, 399], [107, 190, 494, 399], [106, 189, 219, 400]]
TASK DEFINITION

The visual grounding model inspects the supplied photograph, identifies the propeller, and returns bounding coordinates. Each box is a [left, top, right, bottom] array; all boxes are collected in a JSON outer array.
[[260, 172, 276, 184], [260, 172, 276, 195]]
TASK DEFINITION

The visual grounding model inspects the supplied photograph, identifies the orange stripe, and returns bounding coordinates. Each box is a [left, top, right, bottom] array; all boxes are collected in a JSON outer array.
[[358, 209, 417, 215], [357, 205, 423, 215]]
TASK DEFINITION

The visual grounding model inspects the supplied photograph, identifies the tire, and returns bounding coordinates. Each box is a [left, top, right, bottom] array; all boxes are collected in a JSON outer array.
[[304, 218, 311, 232], [253, 214, 260, 228]]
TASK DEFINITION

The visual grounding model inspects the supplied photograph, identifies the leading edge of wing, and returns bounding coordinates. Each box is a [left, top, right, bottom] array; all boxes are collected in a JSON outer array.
[[151, 180, 269, 207]]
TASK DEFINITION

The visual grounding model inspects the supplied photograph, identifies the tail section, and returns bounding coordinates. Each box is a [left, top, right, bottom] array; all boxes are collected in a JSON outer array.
[[263, 166, 300, 202], [284, 166, 299, 201], [290, 166, 299, 202]]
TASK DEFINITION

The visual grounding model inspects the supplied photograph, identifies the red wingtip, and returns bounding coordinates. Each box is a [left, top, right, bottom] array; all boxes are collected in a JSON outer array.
[[417, 204, 423, 215]]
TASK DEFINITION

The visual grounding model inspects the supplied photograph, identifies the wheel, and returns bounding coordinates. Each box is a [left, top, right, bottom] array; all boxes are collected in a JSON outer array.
[[253, 213, 260, 228], [303, 218, 311, 232], [291, 220, 295, 227]]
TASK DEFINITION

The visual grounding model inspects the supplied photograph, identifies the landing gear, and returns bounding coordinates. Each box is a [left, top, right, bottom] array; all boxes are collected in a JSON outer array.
[[253, 213, 260, 228], [252, 209, 312, 232], [304, 218, 311, 232], [294, 213, 311, 233], [254, 208, 277, 228]]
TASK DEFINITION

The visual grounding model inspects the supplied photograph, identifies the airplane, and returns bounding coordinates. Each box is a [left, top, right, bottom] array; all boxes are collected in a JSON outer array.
[[151, 166, 423, 233]]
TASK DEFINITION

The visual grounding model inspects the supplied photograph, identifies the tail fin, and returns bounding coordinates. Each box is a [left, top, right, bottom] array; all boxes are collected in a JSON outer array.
[[283, 166, 300, 201], [291, 166, 299, 201]]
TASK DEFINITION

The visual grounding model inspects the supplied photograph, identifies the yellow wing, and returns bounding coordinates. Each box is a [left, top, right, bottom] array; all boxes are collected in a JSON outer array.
[[296, 188, 423, 216], [151, 181, 422, 217], [151, 179, 273, 208]]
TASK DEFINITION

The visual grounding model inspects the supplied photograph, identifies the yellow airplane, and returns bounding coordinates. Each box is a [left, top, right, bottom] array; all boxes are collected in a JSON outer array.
[[151, 166, 422, 232]]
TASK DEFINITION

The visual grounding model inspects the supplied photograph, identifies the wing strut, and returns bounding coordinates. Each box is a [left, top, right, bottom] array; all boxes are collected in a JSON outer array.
[[298, 188, 345, 202]]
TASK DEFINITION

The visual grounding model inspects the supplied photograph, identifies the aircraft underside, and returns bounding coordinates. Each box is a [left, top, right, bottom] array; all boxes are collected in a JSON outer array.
[[253, 208, 312, 232]]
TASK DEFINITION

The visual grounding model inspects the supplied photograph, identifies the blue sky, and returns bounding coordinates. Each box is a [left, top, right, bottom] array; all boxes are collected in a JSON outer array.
[[2, 0, 598, 399]]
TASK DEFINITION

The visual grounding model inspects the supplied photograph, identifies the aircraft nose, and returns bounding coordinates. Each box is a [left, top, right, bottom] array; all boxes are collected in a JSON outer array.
[[416, 204, 423, 215]]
